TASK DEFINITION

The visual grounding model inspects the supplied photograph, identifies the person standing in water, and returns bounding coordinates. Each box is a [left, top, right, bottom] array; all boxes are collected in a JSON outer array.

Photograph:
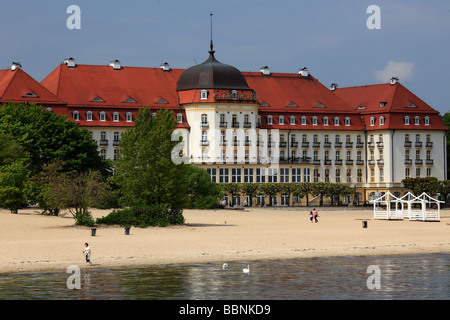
[[83, 243, 92, 266]]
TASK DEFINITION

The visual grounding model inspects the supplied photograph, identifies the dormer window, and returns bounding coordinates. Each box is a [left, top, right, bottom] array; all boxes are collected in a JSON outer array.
[[301, 116, 307, 125], [200, 89, 208, 100], [177, 113, 183, 124], [99, 111, 106, 122], [113, 112, 119, 122], [278, 115, 284, 125], [73, 111, 80, 121], [86, 111, 93, 122], [126, 112, 133, 122], [334, 117, 340, 126], [91, 97, 104, 102], [380, 116, 385, 126], [357, 105, 365, 110], [123, 97, 136, 103], [323, 116, 329, 126], [380, 102, 386, 108], [312, 116, 318, 126], [424, 116, 430, 126], [267, 115, 273, 125], [404, 116, 410, 125], [344, 117, 351, 126], [23, 92, 38, 98], [370, 116, 376, 126], [414, 116, 420, 125], [231, 90, 237, 100]]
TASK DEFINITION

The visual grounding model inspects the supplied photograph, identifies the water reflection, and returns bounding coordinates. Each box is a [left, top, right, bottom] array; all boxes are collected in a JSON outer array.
[[0, 254, 448, 300]]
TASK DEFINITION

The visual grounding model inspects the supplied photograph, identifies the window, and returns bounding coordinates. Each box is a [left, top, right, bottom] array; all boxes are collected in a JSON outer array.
[[301, 116, 306, 125], [357, 151, 362, 161], [313, 150, 319, 161], [370, 117, 376, 126], [256, 168, 266, 183], [313, 169, 319, 182], [207, 168, 217, 183], [244, 114, 250, 126], [280, 168, 289, 183], [335, 150, 341, 160], [404, 116, 410, 125], [370, 169, 375, 182], [86, 111, 93, 121], [414, 116, 420, 125], [379, 168, 384, 182], [100, 149, 106, 160], [426, 168, 431, 178], [312, 116, 318, 126], [416, 134, 421, 143], [335, 135, 340, 143], [200, 89, 208, 100], [323, 116, 329, 126], [379, 116, 385, 126], [345, 117, 350, 126], [244, 168, 254, 183], [278, 115, 284, 125], [126, 112, 133, 122], [424, 116, 430, 126], [347, 169, 352, 183], [357, 169, 362, 183], [291, 116, 296, 125], [335, 169, 341, 183], [405, 149, 410, 161], [268, 168, 277, 183], [113, 149, 119, 161], [346, 150, 351, 161], [415, 149, 421, 160], [201, 114, 208, 126], [313, 134, 318, 143], [232, 169, 241, 183], [325, 169, 330, 183], [99, 111, 106, 122], [303, 168, 310, 182], [292, 168, 301, 183], [113, 112, 119, 122], [72, 111, 79, 121], [219, 168, 229, 183], [334, 117, 340, 126], [416, 168, 421, 178], [201, 131, 208, 144], [113, 131, 120, 141], [405, 168, 410, 179], [100, 131, 106, 141], [267, 115, 273, 125], [176, 113, 183, 123], [324, 135, 329, 143]]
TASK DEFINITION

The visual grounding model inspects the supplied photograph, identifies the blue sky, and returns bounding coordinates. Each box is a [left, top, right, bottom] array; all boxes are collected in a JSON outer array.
[[1, 0, 449, 115]]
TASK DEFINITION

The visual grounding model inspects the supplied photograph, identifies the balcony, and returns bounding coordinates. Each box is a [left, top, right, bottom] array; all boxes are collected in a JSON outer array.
[[377, 159, 384, 165], [201, 122, 209, 128], [356, 160, 364, 165], [404, 141, 412, 147], [200, 140, 209, 146], [297, 157, 311, 164], [368, 160, 375, 165], [324, 142, 332, 148], [345, 159, 354, 165], [231, 122, 240, 128], [426, 159, 434, 165], [113, 140, 120, 147], [415, 142, 422, 148], [243, 122, 252, 128], [367, 141, 374, 148], [313, 159, 321, 165], [335, 159, 343, 165], [301, 141, 310, 148], [345, 142, 353, 148], [279, 141, 287, 148], [356, 142, 364, 148], [244, 140, 251, 146], [335, 142, 342, 148], [99, 139, 108, 146], [426, 142, 433, 148], [404, 159, 412, 165], [313, 142, 321, 148], [376, 141, 384, 148], [219, 121, 227, 128], [415, 159, 423, 165], [324, 159, 332, 165], [290, 141, 299, 148]]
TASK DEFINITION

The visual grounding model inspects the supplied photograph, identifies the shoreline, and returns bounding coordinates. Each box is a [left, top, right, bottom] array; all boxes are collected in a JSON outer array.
[[1, 207, 449, 276]]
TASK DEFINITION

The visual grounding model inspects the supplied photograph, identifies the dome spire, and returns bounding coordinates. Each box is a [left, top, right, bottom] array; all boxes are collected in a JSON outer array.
[[209, 13, 215, 54]]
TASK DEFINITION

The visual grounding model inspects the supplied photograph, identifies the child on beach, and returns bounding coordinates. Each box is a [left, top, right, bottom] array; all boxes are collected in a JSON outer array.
[[83, 243, 92, 266], [313, 208, 319, 223], [309, 211, 313, 223]]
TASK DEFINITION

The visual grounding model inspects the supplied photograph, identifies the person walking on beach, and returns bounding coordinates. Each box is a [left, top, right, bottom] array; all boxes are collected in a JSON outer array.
[[313, 208, 319, 223], [309, 210, 314, 223], [83, 242, 92, 266]]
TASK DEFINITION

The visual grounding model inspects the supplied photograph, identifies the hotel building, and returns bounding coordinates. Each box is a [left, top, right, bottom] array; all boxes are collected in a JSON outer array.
[[1, 48, 447, 205]]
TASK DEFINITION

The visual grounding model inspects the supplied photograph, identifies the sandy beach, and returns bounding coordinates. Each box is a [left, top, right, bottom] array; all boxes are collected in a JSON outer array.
[[1, 206, 449, 275]]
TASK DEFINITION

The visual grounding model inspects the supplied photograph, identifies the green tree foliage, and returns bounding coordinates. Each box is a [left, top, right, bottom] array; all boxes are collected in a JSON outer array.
[[183, 165, 221, 209], [111, 108, 188, 226], [401, 177, 449, 202], [0, 132, 28, 166], [0, 102, 110, 176], [0, 161, 28, 213]]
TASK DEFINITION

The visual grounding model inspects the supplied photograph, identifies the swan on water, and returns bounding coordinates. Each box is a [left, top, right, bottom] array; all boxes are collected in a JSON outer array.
[[222, 263, 228, 269], [242, 265, 250, 273]]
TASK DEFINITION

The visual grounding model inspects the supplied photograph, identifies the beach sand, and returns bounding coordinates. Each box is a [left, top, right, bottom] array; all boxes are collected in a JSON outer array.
[[1, 206, 449, 275]]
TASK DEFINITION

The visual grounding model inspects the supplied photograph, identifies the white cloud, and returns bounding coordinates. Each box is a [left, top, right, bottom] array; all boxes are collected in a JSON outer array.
[[373, 61, 415, 83]]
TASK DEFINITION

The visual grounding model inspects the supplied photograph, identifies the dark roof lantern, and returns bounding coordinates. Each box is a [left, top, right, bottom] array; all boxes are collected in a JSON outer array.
[[176, 50, 251, 92]]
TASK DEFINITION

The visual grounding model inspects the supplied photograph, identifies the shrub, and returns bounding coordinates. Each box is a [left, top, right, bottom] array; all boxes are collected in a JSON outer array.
[[76, 211, 95, 227]]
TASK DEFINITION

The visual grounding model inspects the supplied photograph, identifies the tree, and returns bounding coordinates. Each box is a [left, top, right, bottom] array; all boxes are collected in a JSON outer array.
[[113, 107, 188, 225], [240, 183, 259, 206], [0, 161, 28, 213], [184, 165, 221, 209], [0, 132, 28, 167], [0, 102, 110, 176]]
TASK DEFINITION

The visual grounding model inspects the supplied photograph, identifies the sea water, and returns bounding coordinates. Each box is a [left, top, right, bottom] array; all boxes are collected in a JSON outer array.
[[0, 254, 448, 300]]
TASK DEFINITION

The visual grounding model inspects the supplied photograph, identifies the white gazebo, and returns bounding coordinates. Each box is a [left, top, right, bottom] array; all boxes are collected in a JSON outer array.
[[404, 192, 443, 222], [370, 192, 406, 220]]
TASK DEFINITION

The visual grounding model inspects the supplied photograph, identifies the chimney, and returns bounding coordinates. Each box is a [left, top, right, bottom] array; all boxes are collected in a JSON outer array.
[[260, 66, 271, 76], [390, 77, 399, 85], [160, 62, 170, 71], [11, 61, 22, 71], [109, 59, 121, 70], [298, 67, 309, 77], [63, 57, 76, 68], [330, 83, 338, 91]]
